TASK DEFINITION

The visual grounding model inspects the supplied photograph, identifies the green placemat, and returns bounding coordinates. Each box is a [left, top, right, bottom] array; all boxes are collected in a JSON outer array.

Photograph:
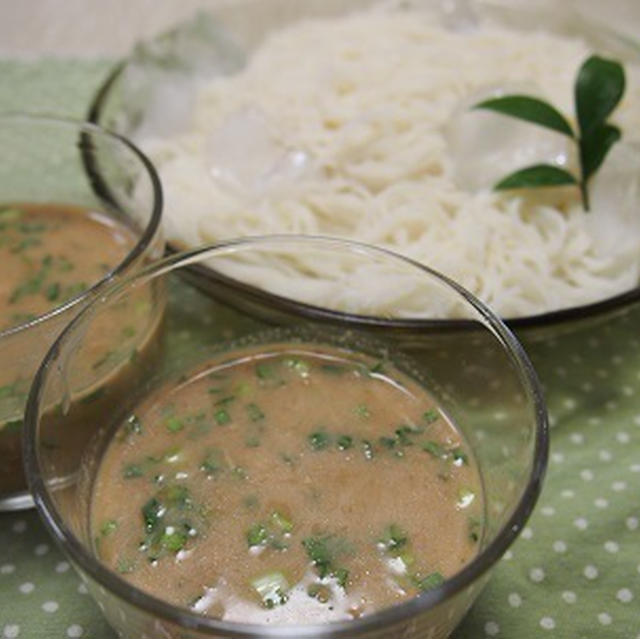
[[1, 58, 639, 639]]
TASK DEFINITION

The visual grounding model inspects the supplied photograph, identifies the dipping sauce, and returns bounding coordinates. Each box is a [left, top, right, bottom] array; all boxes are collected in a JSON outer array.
[[0, 203, 135, 331], [0, 202, 138, 497], [91, 341, 483, 624]]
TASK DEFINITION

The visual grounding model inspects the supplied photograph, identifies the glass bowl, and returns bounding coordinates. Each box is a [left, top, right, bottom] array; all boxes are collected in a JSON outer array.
[[24, 236, 548, 639], [0, 114, 164, 510], [87, 0, 640, 336]]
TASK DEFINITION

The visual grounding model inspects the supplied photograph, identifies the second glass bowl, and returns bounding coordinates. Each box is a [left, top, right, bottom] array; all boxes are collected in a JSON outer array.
[[0, 114, 163, 510]]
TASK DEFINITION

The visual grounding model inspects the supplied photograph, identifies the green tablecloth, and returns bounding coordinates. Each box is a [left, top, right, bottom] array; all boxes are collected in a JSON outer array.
[[1, 59, 639, 639]]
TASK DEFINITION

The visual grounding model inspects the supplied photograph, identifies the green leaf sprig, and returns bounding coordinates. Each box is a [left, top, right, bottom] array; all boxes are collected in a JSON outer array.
[[473, 55, 626, 211]]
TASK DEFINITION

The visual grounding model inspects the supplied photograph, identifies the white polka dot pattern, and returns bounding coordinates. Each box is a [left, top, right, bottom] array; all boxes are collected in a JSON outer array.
[[1, 61, 640, 636], [457, 309, 640, 637]]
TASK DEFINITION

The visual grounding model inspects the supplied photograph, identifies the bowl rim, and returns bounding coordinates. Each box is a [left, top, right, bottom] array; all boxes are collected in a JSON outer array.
[[85, 13, 640, 334], [0, 112, 163, 340], [23, 235, 549, 638]]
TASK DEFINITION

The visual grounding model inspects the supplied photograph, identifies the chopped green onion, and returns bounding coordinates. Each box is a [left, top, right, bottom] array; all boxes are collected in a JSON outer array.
[[256, 363, 274, 379], [271, 511, 293, 534], [117, 558, 135, 574], [355, 403, 370, 418], [124, 414, 142, 436], [309, 430, 331, 450], [246, 403, 264, 421], [423, 409, 439, 424], [142, 497, 164, 533], [307, 583, 331, 603], [284, 357, 310, 376], [45, 282, 60, 301], [379, 436, 397, 449], [100, 520, 118, 536], [160, 530, 188, 552], [320, 364, 345, 375], [414, 572, 444, 592], [422, 440, 446, 458], [369, 360, 385, 374], [250, 571, 289, 608], [232, 466, 248, 480], [166, 417, 184, 433], [122, 325, 136, 338], [247, 523, 269, 548], [451, 447, 469, 466], [379, 524, 409, 554], [302, 534, 352, 587], [123, 464, 144, 479], [200, 449, 225, 477], [468, 516, 482, 543], [214, 409, 231, 425], [214, 395, 235, 406]]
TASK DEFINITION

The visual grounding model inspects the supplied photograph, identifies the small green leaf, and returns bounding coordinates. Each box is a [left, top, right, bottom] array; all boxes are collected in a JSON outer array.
[[477, 55, 625, 213], [575, 55, 625, 136], [494, 164, 578, 191], [474, 95, 574, 137], [580, 123, 621, 181]]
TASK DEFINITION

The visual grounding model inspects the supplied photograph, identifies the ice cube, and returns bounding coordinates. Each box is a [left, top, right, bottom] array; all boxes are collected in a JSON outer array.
[[585, 141, 640, 257], [438, 0, 479, 32], [206, 107, 314, 197]]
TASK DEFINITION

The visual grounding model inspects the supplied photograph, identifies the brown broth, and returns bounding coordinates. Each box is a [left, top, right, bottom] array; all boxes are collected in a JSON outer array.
[[0, 203, 134, 331], [0, 202, 138, 497], [91, 341, 483, 624]]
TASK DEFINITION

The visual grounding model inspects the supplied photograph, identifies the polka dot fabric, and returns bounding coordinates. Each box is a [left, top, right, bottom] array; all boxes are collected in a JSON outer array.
[[0, 511, 114, 638], [1, 60, 639, 638], [457, 309, 640, 638]]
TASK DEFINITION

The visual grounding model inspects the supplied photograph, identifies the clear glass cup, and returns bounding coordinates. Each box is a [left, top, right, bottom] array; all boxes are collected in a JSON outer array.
[[0, 114, 163, 510], [24, 236, 548, 639]]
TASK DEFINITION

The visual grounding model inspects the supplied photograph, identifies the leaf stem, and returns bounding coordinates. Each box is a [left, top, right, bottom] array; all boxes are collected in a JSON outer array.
[[579, 176, 590, 212]]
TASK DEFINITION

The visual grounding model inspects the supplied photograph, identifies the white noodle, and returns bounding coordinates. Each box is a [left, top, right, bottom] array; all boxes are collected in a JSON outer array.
[[137, 4, 640, 317]]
